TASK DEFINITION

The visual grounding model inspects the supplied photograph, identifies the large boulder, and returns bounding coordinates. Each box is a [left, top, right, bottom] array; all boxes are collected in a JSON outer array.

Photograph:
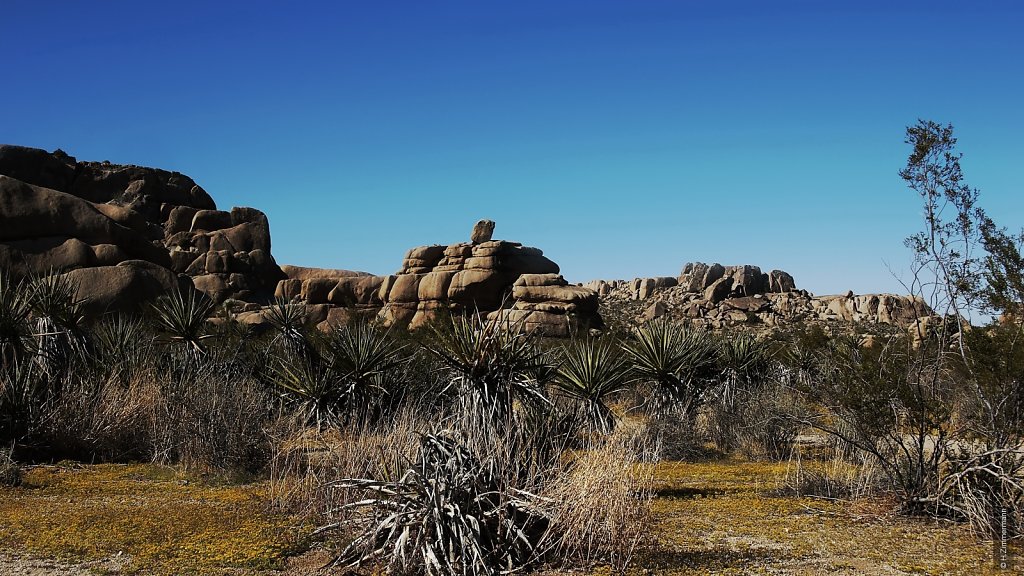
[[0, 175, 171, 269], [60, 260, 191, 316], [470, 219, 495, 244]]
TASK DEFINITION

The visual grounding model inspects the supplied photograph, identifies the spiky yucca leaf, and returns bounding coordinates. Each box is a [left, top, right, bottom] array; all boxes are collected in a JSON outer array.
[[718, 334, 774, 390], [330, 433, 551, 576], [150, 289, 215, 354], [92, 315, 148, 359], [0, 358, 45, 440], [28, 273, 87, 376], [324, 320, 405, 395], [28, 273, 86, 332], [552, 338, 633, 434], [270, 357, 345, 430], [0, 274, 32, 368], [271, 321, 406, 428], [426, 312, 550, 428], [625, 318, 719, 415], [264, 297, 309, 354]]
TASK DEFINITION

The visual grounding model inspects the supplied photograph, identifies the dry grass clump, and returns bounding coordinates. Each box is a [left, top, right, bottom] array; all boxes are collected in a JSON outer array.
[[268, 406, 424, 522], [0, 445, 20, 486], [544, 421, 657, 572], [776, 449, 883, 501]]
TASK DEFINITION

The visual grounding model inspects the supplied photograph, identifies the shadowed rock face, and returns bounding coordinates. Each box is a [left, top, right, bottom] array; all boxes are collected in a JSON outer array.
[[0, 145, 284, 313]]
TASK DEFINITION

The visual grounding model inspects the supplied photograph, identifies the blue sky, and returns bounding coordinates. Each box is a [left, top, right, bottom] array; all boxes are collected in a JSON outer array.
[[3, 1, 1022, 295]]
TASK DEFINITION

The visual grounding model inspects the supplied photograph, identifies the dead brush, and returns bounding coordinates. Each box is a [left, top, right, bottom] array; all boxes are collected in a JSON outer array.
[[0, 444, 20, 486], [268, 407, 424, 523], [543, 421, 657, 572], [778, 447, 883, 501], [932, 447, 1024, 541]]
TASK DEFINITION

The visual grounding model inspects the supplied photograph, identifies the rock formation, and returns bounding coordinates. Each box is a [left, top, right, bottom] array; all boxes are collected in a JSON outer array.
[[277, 222, 601, 335], [591, 262, 931, 331], [0, 145, 283, 313], [0, 144, 931, 337], [677, 262, 796, 299]]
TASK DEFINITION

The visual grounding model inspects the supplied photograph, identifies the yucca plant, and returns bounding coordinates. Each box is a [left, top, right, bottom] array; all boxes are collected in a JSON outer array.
[[625, 318, 719, 416], [551, 338, 633, 434], [426, 313, 550, 430], [324, 319, 407, 421], [89, 314, 153, 385], [269, 356, 344, 431], [0, 358, 45, 441], [0, 274, 33, 370], [717, 334, 774, 399], [328, 433, 552, 576], [150, 289, 215, 356], [270, 320, 407, 429], [28, 273, 87, 378], [264, 297, 310, 356], [710, 334, 776, 451]]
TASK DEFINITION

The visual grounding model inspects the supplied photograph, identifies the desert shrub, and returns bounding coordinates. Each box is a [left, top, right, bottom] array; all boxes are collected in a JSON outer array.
[[329, 433, 553, 576], [778, 448, 883, 501], [733, 378, 811, 461], [792, 332, 956, 507], [643, 411, 714, 461], [706, 334, 776, 452], [269, 406, 427, 522], [0, 444, 21, 486], [35, 365, 158, 462], [151, 364, 275, 472]]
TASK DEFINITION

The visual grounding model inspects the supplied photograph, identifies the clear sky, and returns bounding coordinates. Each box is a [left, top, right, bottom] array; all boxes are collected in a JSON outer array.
[[3, 1, 1022, 295]]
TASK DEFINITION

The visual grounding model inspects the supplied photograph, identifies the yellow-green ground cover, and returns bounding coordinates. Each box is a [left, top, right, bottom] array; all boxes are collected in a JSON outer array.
[[634, 460, 1018, 575], [0, 463, 308, 575], [0, 459, 1017, 575]]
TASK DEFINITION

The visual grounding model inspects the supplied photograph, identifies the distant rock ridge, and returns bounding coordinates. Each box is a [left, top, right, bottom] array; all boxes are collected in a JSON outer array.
[[0, 145, 931, 336], [587, 262, 931, 330]]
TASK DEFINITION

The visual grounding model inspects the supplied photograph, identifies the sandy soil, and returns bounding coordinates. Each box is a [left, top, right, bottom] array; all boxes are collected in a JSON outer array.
[[0, 551, 129, 575], [0, 549, 336, 576]]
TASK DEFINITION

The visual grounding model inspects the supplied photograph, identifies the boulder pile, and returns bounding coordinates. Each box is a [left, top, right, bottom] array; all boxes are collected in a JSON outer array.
[[0, 145, 283, 313], [591, 262, 930, 331], [278, 220, 602, 335], [489, 273, 600, 336]]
